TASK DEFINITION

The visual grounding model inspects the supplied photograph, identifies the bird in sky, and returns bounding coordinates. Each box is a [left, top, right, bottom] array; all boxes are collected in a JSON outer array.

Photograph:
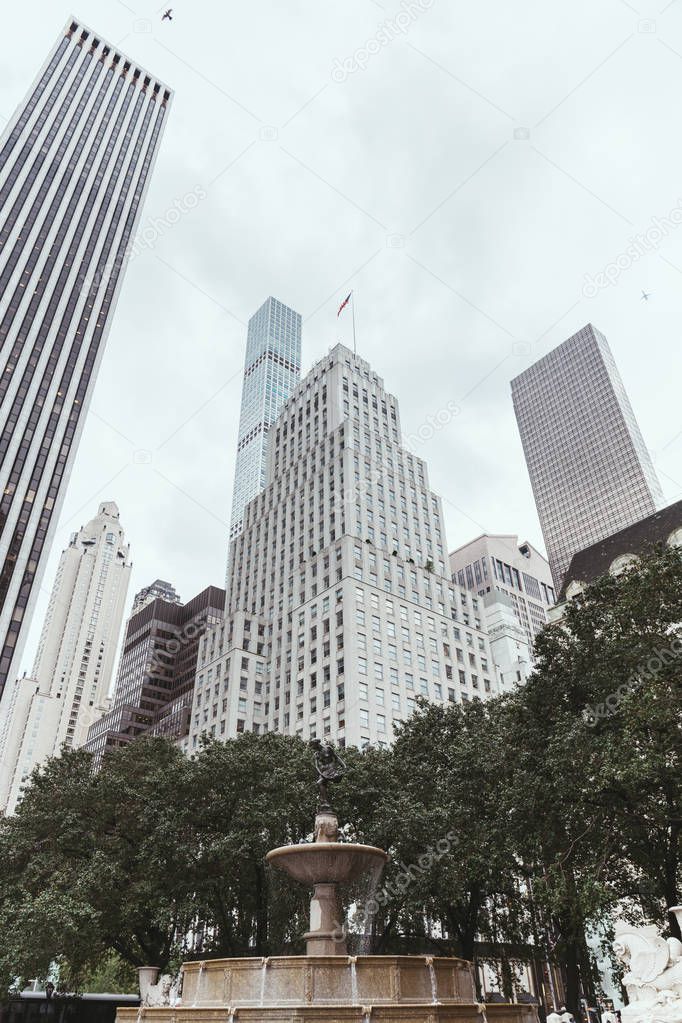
[[162, 9, 173, 20], [641, 290, 652, 301]]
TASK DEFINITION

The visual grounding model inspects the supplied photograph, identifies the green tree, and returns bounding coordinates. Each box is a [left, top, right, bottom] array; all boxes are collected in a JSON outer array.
[[188, 732, 317, 956], [0, 738, 199, 989], [59, 952, 138, 994], [337, 700, 532, 978], [0, 749, 105, 992], [504, 544, 682, 1009], [86, 736, 199, 969]]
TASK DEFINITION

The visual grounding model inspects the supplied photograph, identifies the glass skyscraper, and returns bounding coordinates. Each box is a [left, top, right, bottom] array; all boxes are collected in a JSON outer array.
[[0, 20, 171, 698], [229, 297, 302, 544], [511, 323, 664, 590]]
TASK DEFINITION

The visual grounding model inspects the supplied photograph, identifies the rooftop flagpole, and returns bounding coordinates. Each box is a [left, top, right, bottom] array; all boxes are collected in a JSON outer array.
[[351, 290, 357, 356], [336, 291, 354, 351]]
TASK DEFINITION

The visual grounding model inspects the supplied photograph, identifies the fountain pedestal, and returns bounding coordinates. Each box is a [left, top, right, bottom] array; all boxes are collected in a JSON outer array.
[[305, 882, 347, 955], [266, 808, 388, 957]]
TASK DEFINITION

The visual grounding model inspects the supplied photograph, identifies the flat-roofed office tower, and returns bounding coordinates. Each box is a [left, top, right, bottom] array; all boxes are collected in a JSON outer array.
[[449, 534, 555, 685], [186, 345, 500, 752], [84, 584, 224, 765], [450, 534, 555, 650], [0, 501, 131, 813], [0, 20, 172, 699], [511, 324, 663, 590], [228, 298, 302, 548]]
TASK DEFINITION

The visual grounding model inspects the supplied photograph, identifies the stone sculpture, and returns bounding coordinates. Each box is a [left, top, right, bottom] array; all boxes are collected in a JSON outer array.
[[141, 973, 182, 1007], [613, 910, 682, 1023], [310, 738, 346, 810]]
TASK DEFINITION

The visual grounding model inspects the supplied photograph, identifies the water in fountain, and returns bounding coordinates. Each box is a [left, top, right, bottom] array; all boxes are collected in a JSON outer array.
[[259, 959, 269, 1007], [427, 956, 439, 1004], [354, 854, 385, 955], [348, 957, 358, 1004], [192, 962, 205, 1008]]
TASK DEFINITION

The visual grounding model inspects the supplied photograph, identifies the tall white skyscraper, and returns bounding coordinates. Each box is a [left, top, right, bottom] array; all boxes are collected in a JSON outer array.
[[229, 297, 302, 546], [511, 324, 664, 590], [0, 501, 131, 813], [0, 20, 171, 698], [185, 345, 500, 753]]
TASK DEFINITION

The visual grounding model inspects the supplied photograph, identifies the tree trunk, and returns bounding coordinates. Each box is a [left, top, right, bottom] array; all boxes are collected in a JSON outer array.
[[254, 865, 269, 955], [563, 939, 581, 1018], [663, 789, 681, 938], [457, 889, 482, 963], [500, 953, 514, 1001], [579, 933, 597, 1008]]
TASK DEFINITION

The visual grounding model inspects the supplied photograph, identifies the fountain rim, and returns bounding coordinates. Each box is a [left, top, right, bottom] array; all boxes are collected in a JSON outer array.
[[180, 953, 472, 968], [266, 841, 389, 865]]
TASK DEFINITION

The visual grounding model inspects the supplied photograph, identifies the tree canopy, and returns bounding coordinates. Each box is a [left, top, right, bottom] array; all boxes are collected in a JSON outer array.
[[1, 545, 681, 1007]]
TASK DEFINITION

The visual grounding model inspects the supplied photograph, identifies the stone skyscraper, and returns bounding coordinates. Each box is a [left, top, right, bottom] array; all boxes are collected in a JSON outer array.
[[0, 502, 131, 813], [511, 324, 663, 590], [449, 534, 556, 684], [0, 20, 172, 698], [450, 534, 555, 651], [185, 345, 499, 753], [229, 297, 302, 545]]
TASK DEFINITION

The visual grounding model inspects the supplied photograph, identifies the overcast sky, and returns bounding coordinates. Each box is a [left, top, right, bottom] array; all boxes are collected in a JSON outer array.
[[2, 0, 682, 674]]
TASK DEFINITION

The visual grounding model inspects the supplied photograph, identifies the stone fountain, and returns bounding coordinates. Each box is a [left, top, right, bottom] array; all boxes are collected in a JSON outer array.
[[121, 741, 539, 1023]]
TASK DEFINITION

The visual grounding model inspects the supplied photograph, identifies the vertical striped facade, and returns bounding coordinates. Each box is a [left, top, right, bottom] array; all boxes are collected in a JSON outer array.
[[0, 19, 172, 698]]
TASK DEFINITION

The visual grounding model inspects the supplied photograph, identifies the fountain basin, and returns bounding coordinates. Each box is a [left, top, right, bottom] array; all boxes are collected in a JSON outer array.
[[120, 957, 539, 1022], [266, 842, 388, 884], [179, 955, 475, 1007], [122, 1004, 537, 1023]]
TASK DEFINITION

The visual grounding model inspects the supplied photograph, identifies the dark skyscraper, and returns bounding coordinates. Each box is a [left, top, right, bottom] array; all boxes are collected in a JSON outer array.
[[511, 324, 663, 590], [0, 20, 172, 697], [84, 585, 224, 764]]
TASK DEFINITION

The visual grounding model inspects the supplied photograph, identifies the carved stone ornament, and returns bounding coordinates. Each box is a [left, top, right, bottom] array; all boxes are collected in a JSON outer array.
[[141, 973, 182, 1007], [613, 910, 682, 1023]]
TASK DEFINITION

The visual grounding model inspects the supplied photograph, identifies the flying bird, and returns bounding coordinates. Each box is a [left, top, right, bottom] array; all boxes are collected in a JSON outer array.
[[162, 9, 173, 20], [641, 290, 652, 302]]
